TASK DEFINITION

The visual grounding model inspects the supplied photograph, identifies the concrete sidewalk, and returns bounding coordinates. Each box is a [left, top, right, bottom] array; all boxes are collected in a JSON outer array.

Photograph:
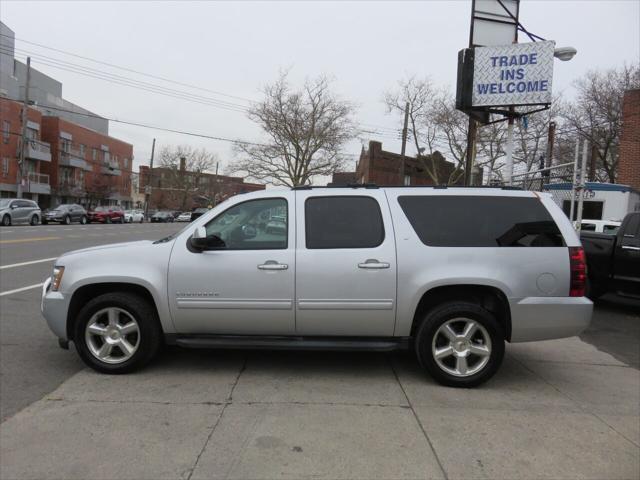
[[1, 338, 638, 480]]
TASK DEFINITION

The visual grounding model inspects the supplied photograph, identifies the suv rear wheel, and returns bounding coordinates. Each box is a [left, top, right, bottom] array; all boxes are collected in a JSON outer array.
[[415, 301, 505, 388], [73, 292, 162, 373]]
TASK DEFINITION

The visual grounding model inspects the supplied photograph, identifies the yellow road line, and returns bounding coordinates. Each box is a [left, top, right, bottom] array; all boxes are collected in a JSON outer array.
[[0, 236, 61, 244]]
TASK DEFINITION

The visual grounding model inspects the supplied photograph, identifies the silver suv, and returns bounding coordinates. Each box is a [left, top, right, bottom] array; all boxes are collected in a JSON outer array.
[[41, 186, 592, 387], [0, 198, 41, 226]]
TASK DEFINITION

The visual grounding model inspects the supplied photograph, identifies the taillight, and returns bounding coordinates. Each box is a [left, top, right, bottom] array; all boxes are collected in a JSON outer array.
[[569, 247, 586, 297]]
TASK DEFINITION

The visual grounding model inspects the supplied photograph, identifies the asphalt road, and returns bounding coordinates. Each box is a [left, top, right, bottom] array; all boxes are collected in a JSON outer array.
[[1, 222, 638, 422], [0, 221, 184, 421]]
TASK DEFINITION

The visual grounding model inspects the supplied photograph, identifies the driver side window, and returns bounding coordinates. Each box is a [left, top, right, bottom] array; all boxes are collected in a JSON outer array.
[[204, 198, 288, 250]]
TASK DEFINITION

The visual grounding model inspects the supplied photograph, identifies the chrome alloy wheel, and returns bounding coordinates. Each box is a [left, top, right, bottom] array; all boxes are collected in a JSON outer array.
[[85, 307, 140, 364], [431, 318, 491, 377]]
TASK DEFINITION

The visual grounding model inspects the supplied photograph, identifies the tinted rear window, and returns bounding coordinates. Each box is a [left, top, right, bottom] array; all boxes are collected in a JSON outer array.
[[398, 195, 564, 247], [305, 196, 384, 249]]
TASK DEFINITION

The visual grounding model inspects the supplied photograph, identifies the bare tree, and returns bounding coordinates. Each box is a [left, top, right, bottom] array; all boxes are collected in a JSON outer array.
[[231, 73, 357, 187], [561, 64, 639, 182], [429, 90, 470, 185], [476, 121, 507, 183], [157, 145, 218, 210]]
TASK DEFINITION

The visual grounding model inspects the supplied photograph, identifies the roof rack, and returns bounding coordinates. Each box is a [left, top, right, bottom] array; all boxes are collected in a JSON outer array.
[[292, 183, 522, 191]]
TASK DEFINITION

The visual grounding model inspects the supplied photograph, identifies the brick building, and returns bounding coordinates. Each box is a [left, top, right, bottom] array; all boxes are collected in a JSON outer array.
[[332, 141, 458, 186], [0, 98, 134, 208], [1, 99, 52, 202], [618, 89, 640, 190], [139, 164, 265, 211]]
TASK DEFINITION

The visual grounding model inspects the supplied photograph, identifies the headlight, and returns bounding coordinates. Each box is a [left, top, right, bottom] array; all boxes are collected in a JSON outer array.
[[51, 266, 65, 292]]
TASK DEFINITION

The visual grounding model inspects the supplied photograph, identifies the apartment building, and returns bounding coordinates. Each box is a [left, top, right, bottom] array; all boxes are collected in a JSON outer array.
[[0, 99, 53, 202], [41, 116, 133, 208]]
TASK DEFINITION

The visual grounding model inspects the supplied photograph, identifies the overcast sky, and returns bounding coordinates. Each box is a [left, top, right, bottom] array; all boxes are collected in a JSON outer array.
[[2, 0, 639, 182]]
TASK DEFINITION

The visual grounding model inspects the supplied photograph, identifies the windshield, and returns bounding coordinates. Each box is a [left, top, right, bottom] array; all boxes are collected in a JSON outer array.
[[94, 206, 107, 212], [0, 199, 10, 209]]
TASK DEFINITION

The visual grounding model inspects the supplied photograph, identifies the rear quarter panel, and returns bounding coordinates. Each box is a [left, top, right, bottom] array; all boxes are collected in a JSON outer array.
[[385, 189, 573, 338]]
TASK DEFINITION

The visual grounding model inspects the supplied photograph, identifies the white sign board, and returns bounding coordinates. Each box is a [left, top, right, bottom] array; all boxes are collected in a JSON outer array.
[[472, 40, 555, 107], [471, 0, 519, 47]]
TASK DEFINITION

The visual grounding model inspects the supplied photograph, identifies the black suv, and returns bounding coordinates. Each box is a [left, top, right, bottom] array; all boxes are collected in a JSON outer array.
[[43, 204, 88, 225]]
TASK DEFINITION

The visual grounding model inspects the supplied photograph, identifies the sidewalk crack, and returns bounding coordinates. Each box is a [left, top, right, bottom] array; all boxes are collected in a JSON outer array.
[[185, 354, 248, 480], [387, 355, 449, 480]]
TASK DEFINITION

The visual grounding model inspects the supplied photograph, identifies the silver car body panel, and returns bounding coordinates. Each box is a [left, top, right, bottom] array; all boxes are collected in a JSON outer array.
[[41, 187, 592, 344]]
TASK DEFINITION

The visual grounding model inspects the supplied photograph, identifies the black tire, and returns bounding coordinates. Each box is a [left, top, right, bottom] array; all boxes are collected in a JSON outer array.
[[63, 215, 71, 225], [73, 292, 162, 374], [2, 214, 11, 226], [80, 216, 87, 225], [105, 216, 112, 224], [30, 215, 39, 226], [414, 301, 505, 388], [140, 217, 144, 223]]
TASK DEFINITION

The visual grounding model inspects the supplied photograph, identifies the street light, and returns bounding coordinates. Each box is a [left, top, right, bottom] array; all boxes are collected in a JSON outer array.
[[554, 46, 577, 62]]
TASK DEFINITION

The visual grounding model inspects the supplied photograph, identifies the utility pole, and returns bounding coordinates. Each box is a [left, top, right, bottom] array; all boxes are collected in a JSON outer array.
[[212, 161, 219, 207], [144, 138, 155, 219], [464, 118, 477, 186], [16, 57, 31, 199], [399, 101, 409, 185], [545, 121, 556, 169]]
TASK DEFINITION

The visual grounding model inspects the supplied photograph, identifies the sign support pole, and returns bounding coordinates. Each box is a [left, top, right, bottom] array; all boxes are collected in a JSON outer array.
[[505, 108, 515, 185]]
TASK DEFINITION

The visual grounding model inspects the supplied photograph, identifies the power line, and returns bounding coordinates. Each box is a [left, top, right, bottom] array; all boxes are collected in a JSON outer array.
[[0, 32, 255, 104], [3, 47, 249, 114]]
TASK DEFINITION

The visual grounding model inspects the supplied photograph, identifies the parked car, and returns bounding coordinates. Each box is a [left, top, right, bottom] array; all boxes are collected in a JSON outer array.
[[41, 187, 592, 387], [581, 211, 640, 299], [150, 211, 175, 223], [0, 198, 41, 226], [87, 206, 125, 224], [576, 219, 621, 234], [176, 212, 192, 222], [190, 207, 209, 222], [124, 210, 145, 223], [43, 204, 88, 225]]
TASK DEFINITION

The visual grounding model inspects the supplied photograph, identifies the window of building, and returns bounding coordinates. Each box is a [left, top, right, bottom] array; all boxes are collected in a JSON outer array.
[[61, 139, 71, 153], [398, 196, 565, 247], [204, 198, 288, 250], [2, 158, 9, 176], [26, 127, 37, 140], [404, 174, 411, 186], [2, 121, 10, 144], [305, 196, 384, 249], [79, 144, 85, 156], [123, 157, 129, 168]]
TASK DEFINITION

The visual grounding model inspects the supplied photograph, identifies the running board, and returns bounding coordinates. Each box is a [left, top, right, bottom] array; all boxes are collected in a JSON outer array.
[[166, 334, 409, 352]]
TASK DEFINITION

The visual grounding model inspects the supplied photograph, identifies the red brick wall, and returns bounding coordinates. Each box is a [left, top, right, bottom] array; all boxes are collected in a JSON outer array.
[[139, 165, 265, 210], [355, 141, 456, 186], [618, 89, 640, 190], [0, 99, 45, 188], [41, 116, 133, 201]]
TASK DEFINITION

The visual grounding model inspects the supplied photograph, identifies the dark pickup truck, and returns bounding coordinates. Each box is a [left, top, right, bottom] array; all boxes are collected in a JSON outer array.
[[581, 212, 640, 299]]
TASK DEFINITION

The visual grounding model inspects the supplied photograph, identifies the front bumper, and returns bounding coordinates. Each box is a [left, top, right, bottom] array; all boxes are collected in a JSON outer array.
[[41, 277, 70, 341], [509, 296, 593, 342]]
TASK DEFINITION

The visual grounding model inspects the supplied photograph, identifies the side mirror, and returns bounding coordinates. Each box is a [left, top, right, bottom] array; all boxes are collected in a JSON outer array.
[[189, 226, 225, 251]]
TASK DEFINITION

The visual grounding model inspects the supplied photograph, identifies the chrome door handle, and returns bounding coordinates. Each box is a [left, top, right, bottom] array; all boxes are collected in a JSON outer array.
[[621, 245, 640, 251], [258, 260, 288, 270], [358, 259, 390, 269]]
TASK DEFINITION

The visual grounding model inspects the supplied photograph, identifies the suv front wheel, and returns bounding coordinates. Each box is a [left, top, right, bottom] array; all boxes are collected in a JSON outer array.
[[73, 292, 162, 373], [415, 301, 505, 388]]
